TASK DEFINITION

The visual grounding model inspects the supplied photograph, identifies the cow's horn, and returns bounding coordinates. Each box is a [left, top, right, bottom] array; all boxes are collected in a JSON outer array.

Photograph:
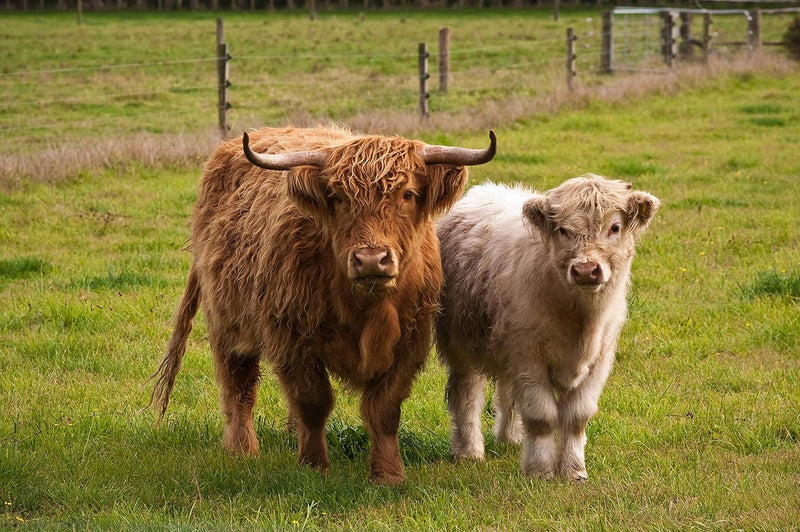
[[242, 132, 327, 170], [421, 129, 497, 166]]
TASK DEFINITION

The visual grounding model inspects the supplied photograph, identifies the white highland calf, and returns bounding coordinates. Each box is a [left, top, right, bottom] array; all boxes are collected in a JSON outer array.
[[435, 175, 659, 480]]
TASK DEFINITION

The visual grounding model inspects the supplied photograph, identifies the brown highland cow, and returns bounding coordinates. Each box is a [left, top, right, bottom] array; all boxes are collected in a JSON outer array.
[[149, 126, 496, 484]]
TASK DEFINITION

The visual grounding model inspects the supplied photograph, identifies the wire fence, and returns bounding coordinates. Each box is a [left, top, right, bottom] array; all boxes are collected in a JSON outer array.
[[1, 8, 794, 167], [0, 19, 601, 151]]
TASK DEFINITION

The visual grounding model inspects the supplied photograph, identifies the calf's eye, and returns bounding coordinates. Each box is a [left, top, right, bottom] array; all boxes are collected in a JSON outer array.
[[558, 227, 569, 237], [609, 223, 621, 235], [403, 190, 414, 201]]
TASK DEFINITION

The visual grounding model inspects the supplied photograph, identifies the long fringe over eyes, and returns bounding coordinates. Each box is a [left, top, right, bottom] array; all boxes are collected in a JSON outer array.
[[324, 136, 422, 206]]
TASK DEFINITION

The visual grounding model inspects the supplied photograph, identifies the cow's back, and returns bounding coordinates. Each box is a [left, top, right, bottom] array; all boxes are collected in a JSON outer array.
[[436, 183, 544, 372]]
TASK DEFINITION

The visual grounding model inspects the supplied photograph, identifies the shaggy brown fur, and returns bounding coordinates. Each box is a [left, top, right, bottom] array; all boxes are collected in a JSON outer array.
[[149, 126, 472, 485]]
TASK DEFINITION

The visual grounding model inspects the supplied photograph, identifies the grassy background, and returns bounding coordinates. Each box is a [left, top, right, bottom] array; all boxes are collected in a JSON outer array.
[[3, 8, 795, 185], [2, 9, 800, 530]]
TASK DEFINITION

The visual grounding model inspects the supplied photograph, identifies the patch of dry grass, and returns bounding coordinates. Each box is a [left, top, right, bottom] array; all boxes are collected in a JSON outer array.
[[0, 130, 220, 189], [3, 50, 794, 190]]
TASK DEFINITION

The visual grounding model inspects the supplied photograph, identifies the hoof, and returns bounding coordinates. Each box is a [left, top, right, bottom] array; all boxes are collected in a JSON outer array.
[[452, 445, 485, 461], [570, 469, 589, 482], [371, 469, 405, 486], [298, 454, 330, 473], [453, 451, 485, 462], [522, 462, 555, 480]]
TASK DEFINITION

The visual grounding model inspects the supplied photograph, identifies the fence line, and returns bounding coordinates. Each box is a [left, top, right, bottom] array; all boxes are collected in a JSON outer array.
[[1, 56, 221, 77], [2, 86, 215, 109], [3, 106, 206, 133], [2, 11, 788, 145]]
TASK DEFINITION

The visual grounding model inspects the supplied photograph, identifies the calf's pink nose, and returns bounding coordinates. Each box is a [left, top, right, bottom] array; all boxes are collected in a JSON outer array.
[[570, 261, 602, 283]]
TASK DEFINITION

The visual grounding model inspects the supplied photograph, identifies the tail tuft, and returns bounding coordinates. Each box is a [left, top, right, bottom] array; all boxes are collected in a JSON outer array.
[[146, 266, 201, 423]]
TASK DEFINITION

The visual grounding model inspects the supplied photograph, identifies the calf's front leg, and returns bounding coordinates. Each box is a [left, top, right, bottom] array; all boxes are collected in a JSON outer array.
[[556, 353, 614, 481], [515, 375, 559, 479]]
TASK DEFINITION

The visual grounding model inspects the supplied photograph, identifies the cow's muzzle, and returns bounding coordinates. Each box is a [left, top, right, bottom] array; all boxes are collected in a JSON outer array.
[[569, 261, 607, 292], [349, 247, 398, 292]]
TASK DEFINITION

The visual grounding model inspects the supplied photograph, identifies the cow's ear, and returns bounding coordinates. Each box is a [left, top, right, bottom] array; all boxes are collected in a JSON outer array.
[[522, 194, 552, 234], [422, 165, 468, 217], [626, 191, 660, 234], [287, 166, 331, 219]]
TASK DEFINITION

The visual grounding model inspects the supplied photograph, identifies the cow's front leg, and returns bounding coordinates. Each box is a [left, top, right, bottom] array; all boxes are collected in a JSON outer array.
[[361, 369, 419, 485], [515, 376, 558, 479], [276, 356, 334, 472], [360, 386, 405, 485]]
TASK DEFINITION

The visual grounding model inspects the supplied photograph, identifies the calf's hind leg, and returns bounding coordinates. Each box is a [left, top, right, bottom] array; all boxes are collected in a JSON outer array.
[[446, 367, 487, 460], [492, 377, 523, 444]]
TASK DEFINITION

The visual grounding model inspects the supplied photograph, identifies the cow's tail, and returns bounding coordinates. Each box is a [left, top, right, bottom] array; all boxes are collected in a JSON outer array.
[[147, 265, 201, 424]]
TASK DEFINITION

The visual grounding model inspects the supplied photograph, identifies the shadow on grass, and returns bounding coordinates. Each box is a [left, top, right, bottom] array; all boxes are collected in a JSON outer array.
[[2, 406, 522, 523]]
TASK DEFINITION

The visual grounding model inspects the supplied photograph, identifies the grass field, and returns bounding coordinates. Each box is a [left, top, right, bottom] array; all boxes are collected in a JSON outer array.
[[2, 9, 800, 531]]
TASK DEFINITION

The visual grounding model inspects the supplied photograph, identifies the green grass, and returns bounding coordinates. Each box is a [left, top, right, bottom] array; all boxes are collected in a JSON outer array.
[[2, 9, 800, 531]]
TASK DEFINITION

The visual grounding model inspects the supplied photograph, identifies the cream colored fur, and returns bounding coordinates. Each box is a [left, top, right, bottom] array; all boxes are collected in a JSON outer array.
[[435, 175, 659, 480]]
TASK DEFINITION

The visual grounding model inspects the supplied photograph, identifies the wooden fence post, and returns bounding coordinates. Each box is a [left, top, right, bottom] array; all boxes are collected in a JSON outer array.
[[418, 42, 430, 118], [702, 12, 712, 63], [217, 18, 231, 139], [748, 9, 762, 51], [601, 10, 613, 74], [679, 12, 693, 59], [439, 27, 450, 93], [660, 10, 678, 68], [566, 27, 576, 91]]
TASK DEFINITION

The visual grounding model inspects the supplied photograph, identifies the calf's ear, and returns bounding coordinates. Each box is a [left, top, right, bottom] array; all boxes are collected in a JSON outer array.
[[423, 165, 468, 218], [287, 167, 331, 220], [626, 191, 660, 234], [522, 194, 552, 234]]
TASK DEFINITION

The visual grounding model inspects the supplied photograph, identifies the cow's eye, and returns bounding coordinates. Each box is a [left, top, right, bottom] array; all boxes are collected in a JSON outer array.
[[558, 227, 569, 237], [608, 222, 622, 236], [403, 190, 414, 201]]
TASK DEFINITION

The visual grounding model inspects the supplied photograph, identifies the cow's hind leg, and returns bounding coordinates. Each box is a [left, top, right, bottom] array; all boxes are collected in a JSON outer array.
[[446, 367, 487, 460], [276, 355, 334, 472], [213, 348, 262, 456], [492, 377, 523, 445]]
